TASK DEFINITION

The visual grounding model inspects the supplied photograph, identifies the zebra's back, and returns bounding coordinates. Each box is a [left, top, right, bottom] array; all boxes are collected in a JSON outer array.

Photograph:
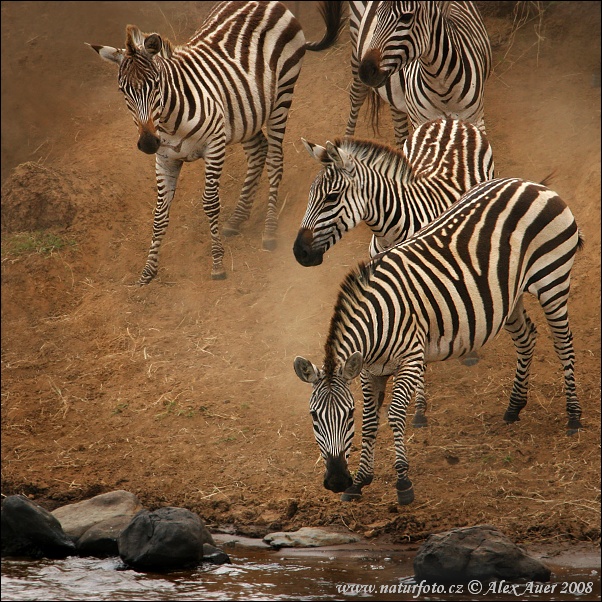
[[335, 178, 581, 369]]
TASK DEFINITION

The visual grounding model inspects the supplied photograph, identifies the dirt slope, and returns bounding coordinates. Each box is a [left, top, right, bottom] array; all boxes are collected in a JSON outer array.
[[1, 1, 600, 545]]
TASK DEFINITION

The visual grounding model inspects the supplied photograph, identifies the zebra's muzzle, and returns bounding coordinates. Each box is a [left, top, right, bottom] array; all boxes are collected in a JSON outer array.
[[293, 229, 324, 267], [359, 48, 388, 88], [137, 131, 161, 155], [324, 453, 353, 493]]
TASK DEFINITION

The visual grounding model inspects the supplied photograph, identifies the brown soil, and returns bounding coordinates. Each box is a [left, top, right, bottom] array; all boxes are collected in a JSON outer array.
[[1, 2, 600, 546]]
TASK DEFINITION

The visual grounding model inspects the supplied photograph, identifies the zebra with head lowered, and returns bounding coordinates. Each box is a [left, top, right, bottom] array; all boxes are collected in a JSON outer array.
[[340, 1, 491, 146], [88, 1, 342, 283], [294, 177, 584, 505]]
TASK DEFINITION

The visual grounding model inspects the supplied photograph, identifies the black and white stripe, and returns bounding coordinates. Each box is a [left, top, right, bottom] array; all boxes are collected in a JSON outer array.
[[295, 177, 584, 505], [89, 1, 342, 283], [293, 118, 494, 267], [342, 1, 491, 146]]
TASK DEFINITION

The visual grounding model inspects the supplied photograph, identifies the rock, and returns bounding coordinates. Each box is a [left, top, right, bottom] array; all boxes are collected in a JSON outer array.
[[1, 495, 76, 559], [202, 543, 231, 565], [118, 507, 216, 571], [263, 526, 361, 548], [76, 515, 134, 557], [52, 490, 143, 540], [413, 525, 551, 583]]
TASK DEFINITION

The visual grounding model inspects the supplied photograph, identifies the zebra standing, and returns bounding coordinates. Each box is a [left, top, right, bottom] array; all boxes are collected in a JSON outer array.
[[294, 177, 583, 505], [88, 1, 342, 283], [339, 1, 491, 146], [293, 118, 494, 268]]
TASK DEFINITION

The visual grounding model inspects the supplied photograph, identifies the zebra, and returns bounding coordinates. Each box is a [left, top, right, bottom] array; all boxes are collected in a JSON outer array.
[[294, 177, 584, 505], [339, 1, 491, 146], [294, 118, 493, 374], [88, 1, 343, 283], [293, 118, 494, 268]]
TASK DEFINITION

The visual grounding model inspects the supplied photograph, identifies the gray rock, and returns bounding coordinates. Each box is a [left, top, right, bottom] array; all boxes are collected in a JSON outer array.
[[52, 490, 143, 540], [76, 515, 134, 557], [202, 543, 231, 565], [118, 507, 215, 571], [1, 495, 76, 559], [414, 525, 551, 583], [263, 526, 361, 548]]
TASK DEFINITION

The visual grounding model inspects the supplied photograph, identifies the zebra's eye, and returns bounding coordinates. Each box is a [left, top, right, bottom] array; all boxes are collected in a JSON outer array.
[[398, 12, 413, 24], [310, 410, 318, 421], [324, 192, 339, 204]]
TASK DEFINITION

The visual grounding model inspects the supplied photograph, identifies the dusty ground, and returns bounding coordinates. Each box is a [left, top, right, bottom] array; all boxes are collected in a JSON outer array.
[[1, 2, 600, 547]]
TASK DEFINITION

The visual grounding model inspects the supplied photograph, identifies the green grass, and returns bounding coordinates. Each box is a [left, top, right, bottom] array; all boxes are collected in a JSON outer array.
[[1, 230, 77, 257]]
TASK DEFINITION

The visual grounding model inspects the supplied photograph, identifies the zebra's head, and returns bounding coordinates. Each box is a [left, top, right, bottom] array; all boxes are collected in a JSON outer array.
[[293, 139, 362, 267], [294, 352, 363, 493], [357, 1, 427, 88], [88, 25, 168, 155]]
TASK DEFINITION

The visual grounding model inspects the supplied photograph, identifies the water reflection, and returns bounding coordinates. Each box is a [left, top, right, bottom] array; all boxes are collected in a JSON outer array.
[[2, 546, 600, 601]]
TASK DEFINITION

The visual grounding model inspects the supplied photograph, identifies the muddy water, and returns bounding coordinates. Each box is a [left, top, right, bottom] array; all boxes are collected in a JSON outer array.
[[2, 538, 600, 601]]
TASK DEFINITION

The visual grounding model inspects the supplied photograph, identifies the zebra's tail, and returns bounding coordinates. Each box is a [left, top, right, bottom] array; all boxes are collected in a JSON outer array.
[[305, 1, 346, 52], [539, 169, 557, 187]]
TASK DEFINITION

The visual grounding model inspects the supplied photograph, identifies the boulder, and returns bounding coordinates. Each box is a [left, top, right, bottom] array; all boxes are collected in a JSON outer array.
[[1, 495, 76, 559], [76, 515, 134, 557], [52, 490, 143, 541], [414, 525, 551, 583], [263, 526, 361, 548], [118, 507, 216, 571]]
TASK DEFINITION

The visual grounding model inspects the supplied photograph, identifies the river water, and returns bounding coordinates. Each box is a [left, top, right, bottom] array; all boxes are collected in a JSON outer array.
[[2, 538, 600, 601]]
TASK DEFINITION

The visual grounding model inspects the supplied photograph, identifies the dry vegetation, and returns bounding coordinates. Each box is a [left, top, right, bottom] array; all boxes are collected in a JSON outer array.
[[1, 1, 600, 547]]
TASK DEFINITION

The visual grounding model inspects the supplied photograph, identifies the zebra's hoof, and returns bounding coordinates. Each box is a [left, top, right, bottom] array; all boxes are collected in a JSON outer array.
[[262, 237, 277, 251], [396, 486, 414, 506], [222, 224, 241, 237], [503, 410, 520, 424], [211, 270, 227, 281], [567, 418, 583, 435], [412, 413, 428, 427], [341, 491, 362, 502]]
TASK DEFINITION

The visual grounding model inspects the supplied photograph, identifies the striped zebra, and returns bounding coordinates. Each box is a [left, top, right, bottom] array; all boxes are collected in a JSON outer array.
[[88, 1, 342, 283], [340, 1, 491, 146], [294, 177, 584, 505], [293, 118, 494, 268]]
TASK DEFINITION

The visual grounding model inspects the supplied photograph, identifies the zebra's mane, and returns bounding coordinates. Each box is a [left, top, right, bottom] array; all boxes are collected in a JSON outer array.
[[334, 137, 415, 181], [324, 261, 375, 377]]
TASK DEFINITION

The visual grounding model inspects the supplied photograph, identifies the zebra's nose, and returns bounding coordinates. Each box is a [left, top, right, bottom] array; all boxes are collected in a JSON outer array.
[[359, 48, 387, 87], [323, 453, 353, 493], [293, 229, 323, 267], [137, 131, 161, 155]]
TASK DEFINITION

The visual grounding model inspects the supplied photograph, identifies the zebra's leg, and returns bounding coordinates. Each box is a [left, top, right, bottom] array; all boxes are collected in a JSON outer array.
[[138, 156, 183, 285], [502, 296, 537, 424], [412, 362, 428, 427], [202, 144, 227, 280], [346, 77, 370, 137], [540, 290, 583, 434], [262, 81, 297, 251], [223, 131, 268, 237], [389, 361, 424, 505], [390, 107, 411, 148], [341, 371, 389, 502]]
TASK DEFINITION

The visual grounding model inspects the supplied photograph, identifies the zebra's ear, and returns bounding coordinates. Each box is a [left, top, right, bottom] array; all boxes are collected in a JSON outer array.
[[144, 33, 163, 57], [294, 356, 321, 384], [87, 43, 124, 66], [342, 352, 363, 381], [301, 138, 330, 164], [325, 142, 355, 174]]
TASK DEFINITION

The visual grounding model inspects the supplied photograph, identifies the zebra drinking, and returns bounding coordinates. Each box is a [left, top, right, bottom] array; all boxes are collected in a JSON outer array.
[[293, 118, 494, 268], [338, 1, 492, 146], [88, 1, 342, 283], [294, 177, 584, 505]]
